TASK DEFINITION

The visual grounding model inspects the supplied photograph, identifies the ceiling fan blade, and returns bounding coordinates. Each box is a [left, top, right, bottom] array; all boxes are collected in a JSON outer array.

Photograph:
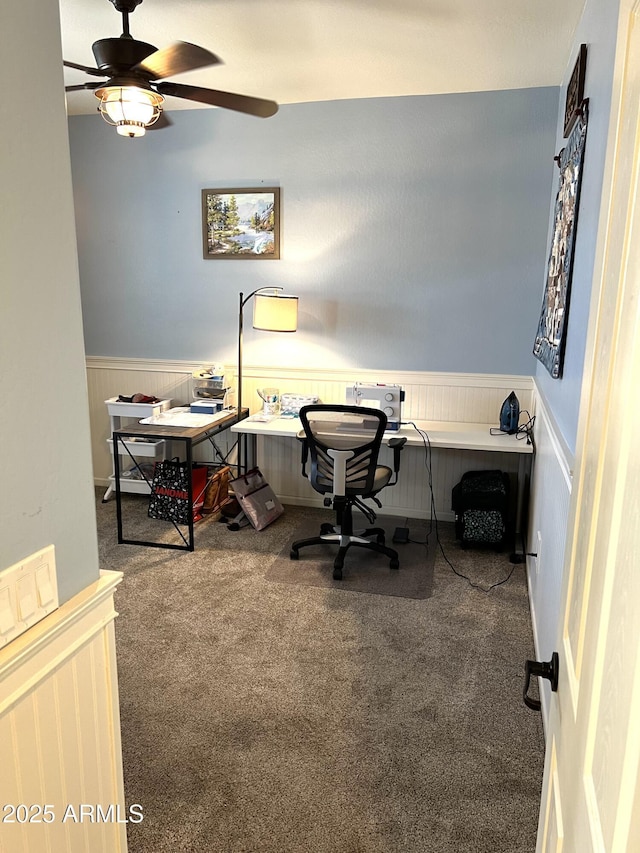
[[64, 60, 105, 77], [65, 82, 106, 92], [154, 82, 278, 118], [133, 42, 221, 81]]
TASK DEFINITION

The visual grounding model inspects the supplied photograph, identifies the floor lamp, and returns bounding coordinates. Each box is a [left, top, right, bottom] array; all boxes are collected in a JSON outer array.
[[236, 287, 298, 474]]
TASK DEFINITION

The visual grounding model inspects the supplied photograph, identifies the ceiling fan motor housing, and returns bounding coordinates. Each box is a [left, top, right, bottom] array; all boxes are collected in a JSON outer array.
[[92, 37, 157, 73], [108, 0, 144, 13]]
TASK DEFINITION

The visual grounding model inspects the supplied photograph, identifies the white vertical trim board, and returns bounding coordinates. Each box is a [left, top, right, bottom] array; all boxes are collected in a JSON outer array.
[[0, 571, 128, 853], [527, 384, 573, 731]]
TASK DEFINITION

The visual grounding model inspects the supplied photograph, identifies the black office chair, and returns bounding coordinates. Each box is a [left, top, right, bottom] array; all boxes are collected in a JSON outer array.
[[290, 404, 406, 579]]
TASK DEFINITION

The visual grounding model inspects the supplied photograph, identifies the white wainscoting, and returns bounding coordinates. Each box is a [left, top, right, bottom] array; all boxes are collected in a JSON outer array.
[[86, 357, 533, 520], [0, 571, 127, 853], [526, 386, 573, 730]]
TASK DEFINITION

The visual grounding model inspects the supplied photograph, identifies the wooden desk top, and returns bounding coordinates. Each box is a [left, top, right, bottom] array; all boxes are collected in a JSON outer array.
[[231, 416, 533, 455], [114, 408, 249, 442]]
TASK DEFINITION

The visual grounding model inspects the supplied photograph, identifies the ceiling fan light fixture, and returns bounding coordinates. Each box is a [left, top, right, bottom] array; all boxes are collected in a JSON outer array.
[[95, 85, 164, 137]]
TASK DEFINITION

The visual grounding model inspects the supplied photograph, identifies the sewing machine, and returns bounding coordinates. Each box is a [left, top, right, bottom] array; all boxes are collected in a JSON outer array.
[[345, 383, 404, 430]]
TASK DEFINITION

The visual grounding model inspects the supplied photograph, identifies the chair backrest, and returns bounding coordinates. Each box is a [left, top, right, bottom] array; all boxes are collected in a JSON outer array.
[[298, 404, 388, 497]]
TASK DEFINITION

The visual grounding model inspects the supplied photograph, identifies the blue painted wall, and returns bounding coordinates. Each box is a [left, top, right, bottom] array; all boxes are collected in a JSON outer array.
[[68, 87, 558, 376], [534, 2, 620, 453]]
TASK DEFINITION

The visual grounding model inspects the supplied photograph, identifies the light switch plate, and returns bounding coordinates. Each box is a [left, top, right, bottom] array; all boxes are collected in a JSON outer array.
[[0, 545, 58, 648]]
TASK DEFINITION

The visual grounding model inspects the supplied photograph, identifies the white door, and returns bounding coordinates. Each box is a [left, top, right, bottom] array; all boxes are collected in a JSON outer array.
[[537, 3, 640, 850]]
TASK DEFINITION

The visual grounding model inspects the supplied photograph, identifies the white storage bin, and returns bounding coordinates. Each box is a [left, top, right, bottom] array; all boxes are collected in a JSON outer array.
[[107, 437, 166, 458], [105, 397, 171, 418]]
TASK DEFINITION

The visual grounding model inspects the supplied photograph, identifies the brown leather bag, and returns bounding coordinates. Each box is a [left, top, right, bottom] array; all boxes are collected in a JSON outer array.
[[203, 466, 231, 517]]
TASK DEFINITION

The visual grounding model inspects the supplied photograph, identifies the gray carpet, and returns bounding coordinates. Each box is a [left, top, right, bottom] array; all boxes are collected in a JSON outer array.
[[96, 489, 544, 853], [267, 515, 435, 599]]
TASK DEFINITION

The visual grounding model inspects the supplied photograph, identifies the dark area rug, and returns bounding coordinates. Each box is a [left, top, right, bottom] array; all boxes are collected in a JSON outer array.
[[267, 515, 435, 599]]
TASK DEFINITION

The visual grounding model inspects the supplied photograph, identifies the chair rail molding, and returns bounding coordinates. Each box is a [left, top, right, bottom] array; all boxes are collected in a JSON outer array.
[[86, 356, 535, 520], [86, 355, 535, 390]]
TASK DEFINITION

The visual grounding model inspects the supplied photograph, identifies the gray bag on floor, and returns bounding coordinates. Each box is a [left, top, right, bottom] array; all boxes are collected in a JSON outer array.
[[229, 468, 284, 531]]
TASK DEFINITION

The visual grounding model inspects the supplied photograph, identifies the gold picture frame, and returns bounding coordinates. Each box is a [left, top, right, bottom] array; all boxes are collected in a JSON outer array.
[[201, 187, 280, 259]]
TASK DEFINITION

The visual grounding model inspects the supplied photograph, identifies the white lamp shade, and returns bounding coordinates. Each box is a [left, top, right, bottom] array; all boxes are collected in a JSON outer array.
[[95, 86, 164, 137], [252, 294, 298, 332]]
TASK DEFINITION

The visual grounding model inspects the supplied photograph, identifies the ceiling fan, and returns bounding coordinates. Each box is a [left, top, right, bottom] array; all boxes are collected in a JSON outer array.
[[64, 0, 278, 138]]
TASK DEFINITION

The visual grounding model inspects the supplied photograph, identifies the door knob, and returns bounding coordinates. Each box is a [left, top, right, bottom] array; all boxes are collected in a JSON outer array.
[[523, 652, 559, 711]]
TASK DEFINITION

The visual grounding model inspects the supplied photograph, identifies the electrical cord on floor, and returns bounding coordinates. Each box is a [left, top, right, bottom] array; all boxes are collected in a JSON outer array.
[[402, 421, 520, 593]]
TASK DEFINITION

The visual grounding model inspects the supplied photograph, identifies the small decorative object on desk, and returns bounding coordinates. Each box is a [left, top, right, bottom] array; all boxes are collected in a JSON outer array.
[[229, 468, 284, 531], [257, 388, 281, 417], [280, 393, 319, 416]]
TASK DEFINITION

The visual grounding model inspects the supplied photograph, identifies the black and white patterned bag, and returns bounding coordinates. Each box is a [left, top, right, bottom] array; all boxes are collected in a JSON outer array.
[[148, 458, 191, 524], [451, 469, 511, 547]]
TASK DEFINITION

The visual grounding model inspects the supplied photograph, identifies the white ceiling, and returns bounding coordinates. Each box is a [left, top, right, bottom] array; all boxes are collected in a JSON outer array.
[[60, 0, 585, 116]]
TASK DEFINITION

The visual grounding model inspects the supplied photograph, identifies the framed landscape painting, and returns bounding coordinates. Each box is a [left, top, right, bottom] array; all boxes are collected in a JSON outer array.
[[202, 187, 280, 259]]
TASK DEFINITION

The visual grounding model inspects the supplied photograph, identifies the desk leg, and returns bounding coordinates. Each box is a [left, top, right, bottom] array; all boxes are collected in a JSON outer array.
[[186, 438, 195, 552], [226, 433, 255, 532], [244, 433, 257, 471], [510, 454, 531, 564], [114, 434, 124, 544]]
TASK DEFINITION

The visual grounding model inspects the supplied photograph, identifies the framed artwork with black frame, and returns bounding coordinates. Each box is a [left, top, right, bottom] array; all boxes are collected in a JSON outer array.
[[533, 103, 589, 378], [563, 44, 587, 138], [202, 187, 280, 259]]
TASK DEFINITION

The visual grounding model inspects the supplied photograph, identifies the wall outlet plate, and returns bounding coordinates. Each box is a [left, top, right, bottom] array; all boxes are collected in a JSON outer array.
[[0, 545, 58, 648]]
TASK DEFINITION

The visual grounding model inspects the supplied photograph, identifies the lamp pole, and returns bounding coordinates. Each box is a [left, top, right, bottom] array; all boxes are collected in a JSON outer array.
[[236, 287, 284, 475]]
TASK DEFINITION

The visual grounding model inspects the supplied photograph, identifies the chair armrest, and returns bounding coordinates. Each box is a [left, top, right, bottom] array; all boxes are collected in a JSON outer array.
[[387, 436, 406, 485], [297, 435, 309, 479]]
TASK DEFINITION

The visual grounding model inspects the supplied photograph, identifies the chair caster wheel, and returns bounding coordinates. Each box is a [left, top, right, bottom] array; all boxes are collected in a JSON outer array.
[[333, 567, 343, 580], [290, 549, 299, 560], [320, 523, 334, 535], [390, 559, 399, 570], [377, 534, 386, 545]]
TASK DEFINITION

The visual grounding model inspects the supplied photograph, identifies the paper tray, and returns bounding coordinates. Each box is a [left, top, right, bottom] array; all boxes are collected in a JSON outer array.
[[140, 408, 232, 428]]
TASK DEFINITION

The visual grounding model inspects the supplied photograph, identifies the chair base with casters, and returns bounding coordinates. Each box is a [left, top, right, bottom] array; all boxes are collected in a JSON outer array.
[[290, 495, 400, 580], [288, 404, 406, 580]]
